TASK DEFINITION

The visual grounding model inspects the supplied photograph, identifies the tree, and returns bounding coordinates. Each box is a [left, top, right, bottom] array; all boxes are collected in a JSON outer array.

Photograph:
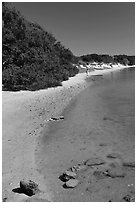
[[2, 3, 78, 91]]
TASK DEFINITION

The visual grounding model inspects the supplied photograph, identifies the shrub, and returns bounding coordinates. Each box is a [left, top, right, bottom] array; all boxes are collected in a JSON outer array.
[[2, 3, 78, 91]]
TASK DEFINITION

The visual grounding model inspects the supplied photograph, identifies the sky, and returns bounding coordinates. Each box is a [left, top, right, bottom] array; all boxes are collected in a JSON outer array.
[[12, 2, 135, 56]]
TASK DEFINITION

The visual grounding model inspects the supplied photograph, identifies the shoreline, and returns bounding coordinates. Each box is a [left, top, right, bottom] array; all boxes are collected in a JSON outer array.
[[62, 65, 135, 87], [36, 66, 134, 201], [2, 65, 134, 201]]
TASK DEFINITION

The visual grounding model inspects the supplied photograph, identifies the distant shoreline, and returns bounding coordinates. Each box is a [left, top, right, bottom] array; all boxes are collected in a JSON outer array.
[[61, 64, 135, 87]]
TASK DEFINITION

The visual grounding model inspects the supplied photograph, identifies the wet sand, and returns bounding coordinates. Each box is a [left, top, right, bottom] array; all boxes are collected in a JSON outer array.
[[35, 68, 135, 202]]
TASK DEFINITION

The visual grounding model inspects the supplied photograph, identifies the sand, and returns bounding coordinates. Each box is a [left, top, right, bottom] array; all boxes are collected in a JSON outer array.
[[2, 65, 134, 202]]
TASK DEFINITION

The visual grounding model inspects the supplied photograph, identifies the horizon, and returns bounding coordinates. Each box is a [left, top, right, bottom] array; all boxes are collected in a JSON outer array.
[[12, 2, 135, 56]]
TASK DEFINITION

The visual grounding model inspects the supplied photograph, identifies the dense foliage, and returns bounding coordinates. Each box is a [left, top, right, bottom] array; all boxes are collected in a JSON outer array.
[[113, 55, 135, 66], [2, 3, 78, 91], [80, 54, 135, 65]]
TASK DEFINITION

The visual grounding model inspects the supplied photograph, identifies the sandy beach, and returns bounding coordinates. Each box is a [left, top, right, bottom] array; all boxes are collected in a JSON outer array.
[[2, 66, 135, 202]]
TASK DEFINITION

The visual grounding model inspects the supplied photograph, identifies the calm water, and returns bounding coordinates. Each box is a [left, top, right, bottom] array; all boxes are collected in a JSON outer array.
[[89, 68, 135, 136], [36, 68, 135, 201], [84, 67, 135, 160]]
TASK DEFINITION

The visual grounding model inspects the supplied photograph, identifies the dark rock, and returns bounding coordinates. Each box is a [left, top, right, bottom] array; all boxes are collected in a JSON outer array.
[[69, 164, 87, 172], [103, 117, 108, 120], [123, 161, 135, 168], [50, 116, 64, 121], [123, 195, 135, 202], [3, 197, 7, 202], [69, 166, 78, 172], [107, 153, 121, 159], [59, 170, 76, 182], [64, 170, 76, 178], [99, 143, 108, 147], [20, 180, 39, 196], [84, 157, 106, 166], [59, 116, 64, 120], [104, 168, 126, 178], [59, 174, 69, 182]]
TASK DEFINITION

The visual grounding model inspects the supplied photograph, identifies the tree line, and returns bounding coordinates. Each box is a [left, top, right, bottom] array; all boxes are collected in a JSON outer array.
[[79, 54, 135, 65], [2, 3, 78, 91]]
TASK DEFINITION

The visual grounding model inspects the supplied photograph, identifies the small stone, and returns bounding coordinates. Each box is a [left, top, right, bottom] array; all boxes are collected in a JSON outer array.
[[103, 117, 108, 120], [64, 170, 76, 178], [76, 164, 87, 171], [69, 164, 87, 172], [59, 174, 69, 182], [59, 170, 76, 182], [84, 157, 106, 166], [123, 195, 135, 202], [59, 116, 64, 120], [70, 166, 78, 172], [105, 168, 126, 178], [65, 179, 79, 188], [50, 116, 64, 121], [3, 197, 7, 202], [99, 143, 108, 147], [107, 153, 121, 159]]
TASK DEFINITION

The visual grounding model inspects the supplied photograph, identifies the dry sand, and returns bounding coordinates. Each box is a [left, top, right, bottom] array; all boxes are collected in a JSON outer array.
[[2, 66, 134, 202], [2, 72, 89, 202]]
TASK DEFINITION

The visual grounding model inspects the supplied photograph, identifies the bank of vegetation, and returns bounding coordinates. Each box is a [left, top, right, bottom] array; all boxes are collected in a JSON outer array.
[[2, 3, 78, 91], [79, 54, 135, 66]]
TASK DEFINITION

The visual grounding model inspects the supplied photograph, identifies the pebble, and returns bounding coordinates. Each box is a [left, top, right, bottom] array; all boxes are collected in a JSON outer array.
[[123, 195, 135, 202], [64, 170, 77, 178], [107, 153, 121, 159], [76, 164, 87, 171], [84, 157, 106, 166], [105, 168, 126, 178], [3, 197, 7, 202], [59, 170, 77, 182], [70, 164, 87, 172], [99, 143, 108, 147], [65, 179, 79, 188]]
